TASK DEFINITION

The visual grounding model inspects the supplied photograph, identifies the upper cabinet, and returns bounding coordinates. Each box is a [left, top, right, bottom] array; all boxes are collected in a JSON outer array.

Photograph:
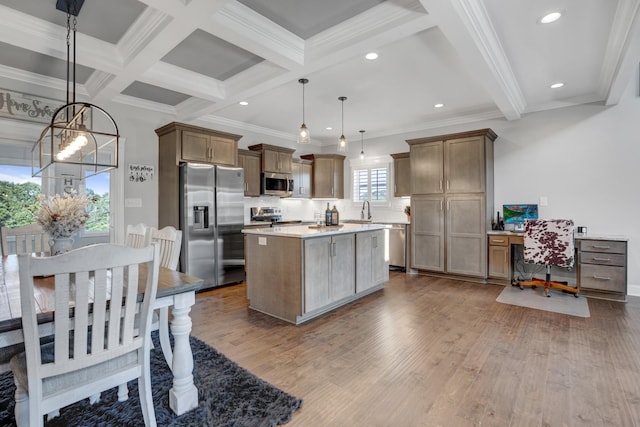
[[248, 144, 294, 173], [155, 122, 240, 167], [300, 154, 345, 199], [408, 129, 496, 195], [390, 152, 411, 197], [237, 149, 261, 197], [291, 159, 312, 199]]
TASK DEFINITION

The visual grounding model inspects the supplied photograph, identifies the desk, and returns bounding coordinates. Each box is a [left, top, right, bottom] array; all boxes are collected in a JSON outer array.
[[487, 231, 628, 301], [0, 254, 203, 415]]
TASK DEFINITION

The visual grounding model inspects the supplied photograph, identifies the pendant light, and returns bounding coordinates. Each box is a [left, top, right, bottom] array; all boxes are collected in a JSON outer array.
[[297, 78, 310, 144], [337, 96, 348, 152], [32, 0, 119, 180], [359, 130, 365, 160]]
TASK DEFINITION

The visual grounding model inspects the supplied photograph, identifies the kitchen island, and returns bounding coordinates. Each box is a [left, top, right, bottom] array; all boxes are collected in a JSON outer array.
[[242, 223, 389, 324]]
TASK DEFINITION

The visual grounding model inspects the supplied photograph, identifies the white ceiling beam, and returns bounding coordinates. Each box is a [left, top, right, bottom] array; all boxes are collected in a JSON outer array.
[[419, 0, 525, 120], [91, 0, 230, 104], [206, 1, 305, 70], [599, 0, 640, 105], [177, 2, 436, 121]]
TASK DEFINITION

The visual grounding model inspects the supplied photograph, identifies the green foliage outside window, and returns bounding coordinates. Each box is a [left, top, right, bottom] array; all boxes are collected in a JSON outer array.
[[0, 180, 109, 231]]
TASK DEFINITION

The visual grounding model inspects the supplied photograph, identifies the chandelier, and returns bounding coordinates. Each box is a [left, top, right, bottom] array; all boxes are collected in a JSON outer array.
[[32, 0, 119, 180]]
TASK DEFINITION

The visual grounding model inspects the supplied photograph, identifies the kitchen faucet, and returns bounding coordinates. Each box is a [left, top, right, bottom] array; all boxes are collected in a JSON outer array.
[[361, 200, 371, 220]]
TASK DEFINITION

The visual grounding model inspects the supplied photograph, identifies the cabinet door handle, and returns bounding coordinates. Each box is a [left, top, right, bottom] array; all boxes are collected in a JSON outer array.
[[592, 275, 612, 281], [446, 199, 450, 211], [440, 200, 443, 211], [593, 257, 612, 262], [592, 245, 611, 250], [446, 180, 450, 190], [439, 180, 442, 191], [373, 236, 378, 248], [493, 239, 505, 243]]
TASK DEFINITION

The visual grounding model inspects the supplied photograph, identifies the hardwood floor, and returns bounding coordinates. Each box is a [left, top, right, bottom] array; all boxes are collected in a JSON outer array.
[[189, 272, 640, 427]]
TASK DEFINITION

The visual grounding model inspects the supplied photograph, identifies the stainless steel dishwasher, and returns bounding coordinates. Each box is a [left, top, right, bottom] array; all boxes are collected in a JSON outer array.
[[387, 223, 407, 271]]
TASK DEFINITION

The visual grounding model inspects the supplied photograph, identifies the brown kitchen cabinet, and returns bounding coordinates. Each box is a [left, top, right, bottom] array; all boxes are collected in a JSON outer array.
[[407, 129, 496, 278], [391, 152, 411, 197], [248, 143, 294, 173], [155, 122, 242, 229], [578, 238, 628, 301], [300, 153, 345, 199], [237, 149, 261, 196], [291, 158, 312, 198]]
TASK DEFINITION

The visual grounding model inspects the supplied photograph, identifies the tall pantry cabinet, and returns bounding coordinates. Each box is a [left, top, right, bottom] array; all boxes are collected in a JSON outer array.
[[407, 129, 496, 278]]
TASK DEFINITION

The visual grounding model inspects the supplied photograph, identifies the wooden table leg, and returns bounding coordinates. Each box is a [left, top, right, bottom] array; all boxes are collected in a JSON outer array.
[[168, 292, 199, 415]]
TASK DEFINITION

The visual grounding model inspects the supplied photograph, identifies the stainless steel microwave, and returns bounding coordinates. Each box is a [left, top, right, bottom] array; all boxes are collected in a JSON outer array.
[[261, 172, 293, 197]]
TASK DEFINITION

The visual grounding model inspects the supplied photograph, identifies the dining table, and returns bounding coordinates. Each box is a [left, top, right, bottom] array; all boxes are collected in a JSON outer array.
[[0, 254, 203, 416]]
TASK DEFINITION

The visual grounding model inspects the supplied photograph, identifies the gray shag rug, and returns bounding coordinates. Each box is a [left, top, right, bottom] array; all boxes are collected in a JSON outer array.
[[0, 332, 302, 426]]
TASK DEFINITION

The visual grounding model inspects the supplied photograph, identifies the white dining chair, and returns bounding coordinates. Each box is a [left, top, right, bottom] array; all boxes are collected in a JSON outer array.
[[10, 243, 160, 427], [151, 226, 182, 271], [0, 224, 50, 256], [150, 226, 183, 369], [125, 223, 153, 248]]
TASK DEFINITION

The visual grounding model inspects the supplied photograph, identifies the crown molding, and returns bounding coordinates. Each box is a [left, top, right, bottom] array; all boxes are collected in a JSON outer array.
[[118, 8, 171, 60], [112, 93, 177, 115], [199, 114, 295, 141], [143, 62, 226, 101]]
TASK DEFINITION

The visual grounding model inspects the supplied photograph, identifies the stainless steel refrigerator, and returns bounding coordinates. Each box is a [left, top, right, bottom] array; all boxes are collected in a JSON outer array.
[[180, 163, 245, 290]]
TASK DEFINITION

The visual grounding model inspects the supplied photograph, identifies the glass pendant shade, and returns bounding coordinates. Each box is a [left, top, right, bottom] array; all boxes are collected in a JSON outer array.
[[297, 78, 310, 144], [337, 96, 347, 152], [359, 130, 365, 159]]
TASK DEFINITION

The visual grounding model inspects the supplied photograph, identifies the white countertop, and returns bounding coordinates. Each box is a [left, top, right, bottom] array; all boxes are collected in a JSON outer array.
[[242, 223, 387, 238]]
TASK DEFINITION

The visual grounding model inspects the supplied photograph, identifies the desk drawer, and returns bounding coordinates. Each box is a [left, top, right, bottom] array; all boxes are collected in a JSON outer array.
[[488, 236, 509, 246], [580, 264, 626, 293], [580, 252, 625, 267], [579, 240, 626, 254]]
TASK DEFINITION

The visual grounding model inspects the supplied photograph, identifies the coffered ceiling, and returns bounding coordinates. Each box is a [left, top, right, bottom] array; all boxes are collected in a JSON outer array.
[[0, 0, 639, 145]]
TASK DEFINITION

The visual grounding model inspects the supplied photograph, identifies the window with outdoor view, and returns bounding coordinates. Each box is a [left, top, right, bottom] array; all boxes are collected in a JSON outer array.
[[0, 164, 110, 233], [352, 167, 388, 203]]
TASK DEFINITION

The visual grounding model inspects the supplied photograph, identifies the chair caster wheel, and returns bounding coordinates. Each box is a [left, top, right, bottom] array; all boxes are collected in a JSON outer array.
[[519, 286, 524, 290], [574, 293, 580, 298], [531, 285, 537, 289]]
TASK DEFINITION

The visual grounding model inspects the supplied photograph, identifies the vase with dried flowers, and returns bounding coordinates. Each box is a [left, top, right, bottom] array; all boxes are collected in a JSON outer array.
[[35, 192, 89, 255]]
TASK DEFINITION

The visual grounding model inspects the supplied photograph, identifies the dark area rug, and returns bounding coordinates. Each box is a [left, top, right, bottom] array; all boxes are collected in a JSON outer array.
[[0, 332, 302, 426]]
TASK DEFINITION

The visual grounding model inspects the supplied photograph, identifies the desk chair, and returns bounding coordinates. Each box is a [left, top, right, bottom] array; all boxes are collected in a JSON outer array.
[[0, 224, 50, 256], [518, 219, 579, 297], [10, 243, 160, 426], [125, 223, 152, 248], [150, 226, 182, 368]]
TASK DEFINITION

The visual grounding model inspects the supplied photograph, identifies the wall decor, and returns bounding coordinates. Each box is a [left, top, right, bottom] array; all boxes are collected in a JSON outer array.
[[0, 87, 64, 124], [128, 164, 154, 183]]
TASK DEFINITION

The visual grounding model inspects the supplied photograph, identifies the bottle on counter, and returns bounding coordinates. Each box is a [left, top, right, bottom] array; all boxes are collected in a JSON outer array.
[[331, 205, 339, 226], [325, 202, 331, 226]]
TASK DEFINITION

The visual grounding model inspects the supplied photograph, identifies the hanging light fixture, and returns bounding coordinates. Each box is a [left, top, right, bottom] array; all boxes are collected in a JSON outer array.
[[337, 96, 348, 152], [359, 130, 366, 160], [297, 78, 310, 144], [32, 0, 119, 180]]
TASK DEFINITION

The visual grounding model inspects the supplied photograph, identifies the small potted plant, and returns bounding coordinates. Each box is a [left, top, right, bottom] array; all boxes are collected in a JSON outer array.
[[404, 205, 411, 222]]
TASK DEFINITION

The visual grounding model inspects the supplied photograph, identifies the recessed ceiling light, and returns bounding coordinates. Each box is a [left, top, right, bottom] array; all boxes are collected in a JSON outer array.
[[434, 103, 445, 108], [239, 101, 248, 106], [325, 127, 333, 131], [540, 12, 562, 24], [365, 52, 378, 60], [550, 82, 564, 89]]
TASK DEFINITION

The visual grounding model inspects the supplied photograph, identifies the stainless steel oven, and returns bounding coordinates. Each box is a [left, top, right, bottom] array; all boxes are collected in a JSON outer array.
[[260, 172, 293, 197]]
